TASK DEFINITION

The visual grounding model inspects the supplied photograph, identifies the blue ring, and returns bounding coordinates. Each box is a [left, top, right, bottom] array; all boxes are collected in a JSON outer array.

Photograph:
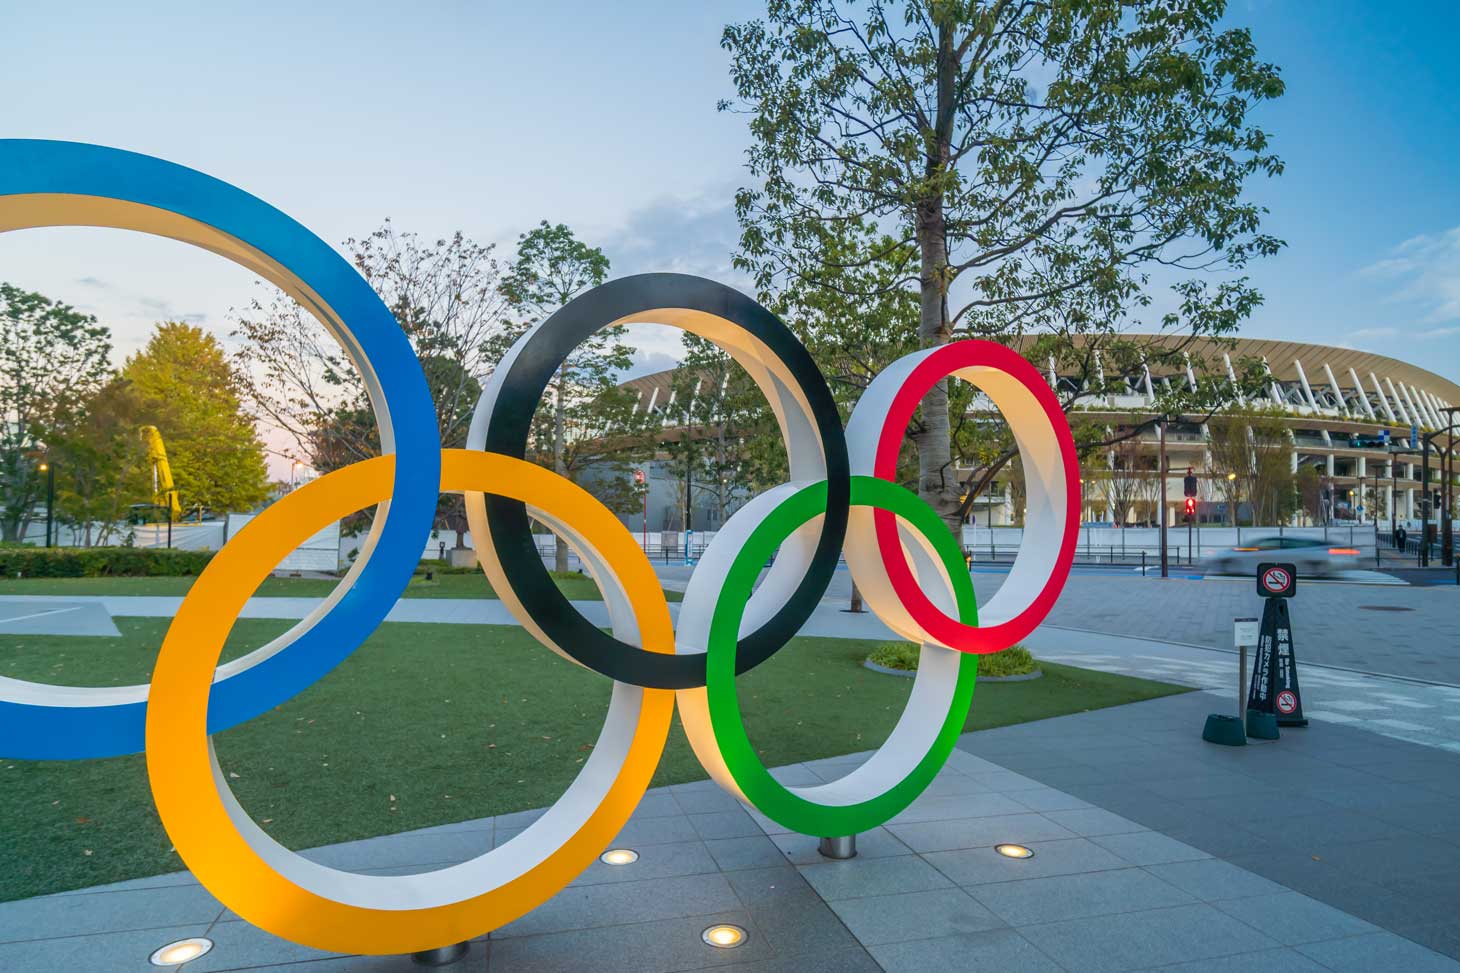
[[0, 140, 441, 759]]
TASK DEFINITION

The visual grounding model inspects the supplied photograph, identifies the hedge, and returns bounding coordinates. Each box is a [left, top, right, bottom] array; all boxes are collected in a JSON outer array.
[[0, 546, 215, 578]]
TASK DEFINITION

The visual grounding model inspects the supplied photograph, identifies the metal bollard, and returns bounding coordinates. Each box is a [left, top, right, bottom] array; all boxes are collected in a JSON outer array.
[[818, 835, 857, 860]]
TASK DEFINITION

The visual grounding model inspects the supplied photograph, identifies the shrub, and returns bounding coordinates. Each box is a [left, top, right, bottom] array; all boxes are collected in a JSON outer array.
[[0, 546, 214, 578], [867, 641, 1038, 677]]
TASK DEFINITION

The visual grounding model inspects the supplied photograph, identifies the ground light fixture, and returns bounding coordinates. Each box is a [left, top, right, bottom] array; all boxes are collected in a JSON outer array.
[[995, 843, 1035, 859], [599, 848, 639, 865], [148, 937, 214, 966], [701, 923, 748, 948]]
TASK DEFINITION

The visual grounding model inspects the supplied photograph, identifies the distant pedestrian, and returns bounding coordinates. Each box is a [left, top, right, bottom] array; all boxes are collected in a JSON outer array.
[[1394, 525, 1407, 550]]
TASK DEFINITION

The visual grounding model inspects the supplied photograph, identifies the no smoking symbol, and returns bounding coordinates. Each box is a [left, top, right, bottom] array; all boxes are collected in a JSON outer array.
[[1276, 690, 1298, 715], [1262, 568, 1290, 594]]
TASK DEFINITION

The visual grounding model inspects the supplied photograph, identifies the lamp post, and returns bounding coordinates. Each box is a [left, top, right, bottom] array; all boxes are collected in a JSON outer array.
[[1440, 406, 1458, 566], [1158, 419, 1168, 579], [38, 459, 55, 547], [1226, 470, 1237, 534]]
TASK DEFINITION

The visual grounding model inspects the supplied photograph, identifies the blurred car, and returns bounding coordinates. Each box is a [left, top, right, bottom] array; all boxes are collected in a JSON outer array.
[[1201, 536, 1361, 578]]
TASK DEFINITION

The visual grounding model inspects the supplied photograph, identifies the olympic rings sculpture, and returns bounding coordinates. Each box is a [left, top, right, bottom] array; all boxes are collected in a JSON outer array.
[[0, 141, 1078, 955]]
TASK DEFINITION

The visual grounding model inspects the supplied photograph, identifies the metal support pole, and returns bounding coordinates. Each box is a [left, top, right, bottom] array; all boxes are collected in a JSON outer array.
[[1421, 437, 1431, 567], [411, 942, 469, 966], [818, 835, 857, 860], [1159, 420, 1169, 579], [44, 461, 55, 548]]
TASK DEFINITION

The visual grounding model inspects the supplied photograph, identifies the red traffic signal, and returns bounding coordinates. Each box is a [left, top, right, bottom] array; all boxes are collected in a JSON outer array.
[[1183, 496, 1196, 517]]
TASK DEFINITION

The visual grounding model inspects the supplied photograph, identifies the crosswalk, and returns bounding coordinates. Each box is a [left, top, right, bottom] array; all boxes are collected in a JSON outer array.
[[1031, 639, 1460, 755]]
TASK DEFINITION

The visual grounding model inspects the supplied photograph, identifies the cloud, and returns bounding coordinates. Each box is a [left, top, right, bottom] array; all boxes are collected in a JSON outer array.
[[1362, 226, 1460, 324], [602, 186, 748, 287], [1346, 326, 1398, 340], [76, 276, 112, 289], [596, 186, 752, 376]]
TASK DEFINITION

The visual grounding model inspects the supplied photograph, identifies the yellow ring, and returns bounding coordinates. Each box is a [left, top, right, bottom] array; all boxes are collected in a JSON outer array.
[[145, 449, 674, 954]]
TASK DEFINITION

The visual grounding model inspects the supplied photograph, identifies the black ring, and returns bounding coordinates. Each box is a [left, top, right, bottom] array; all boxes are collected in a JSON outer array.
[[480, 273, 850, 689]]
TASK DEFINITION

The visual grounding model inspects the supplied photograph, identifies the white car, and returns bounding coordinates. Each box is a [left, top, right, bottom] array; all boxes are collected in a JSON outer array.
[[1201, 536, 1361, 579]]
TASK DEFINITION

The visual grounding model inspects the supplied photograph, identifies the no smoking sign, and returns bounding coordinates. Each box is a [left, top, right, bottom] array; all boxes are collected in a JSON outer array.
[[1256, 562, 1297, 598]]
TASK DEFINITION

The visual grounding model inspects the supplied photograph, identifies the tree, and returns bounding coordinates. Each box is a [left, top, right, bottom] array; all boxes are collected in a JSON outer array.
[[723, 0, 1284, 529], [120, 323, 270, 514], [0, 283, 112, 541], [1247, 414, 1295, 526], [47, 378, 153, 545], [233, 221, 509, 544], [1099, 433, 1150, 527], [499, 222, 652, 570]]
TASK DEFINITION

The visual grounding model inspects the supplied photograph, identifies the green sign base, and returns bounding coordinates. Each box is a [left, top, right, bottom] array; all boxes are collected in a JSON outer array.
[[1201, 713, 1247, 747], [1245, 708, 1280, 740]]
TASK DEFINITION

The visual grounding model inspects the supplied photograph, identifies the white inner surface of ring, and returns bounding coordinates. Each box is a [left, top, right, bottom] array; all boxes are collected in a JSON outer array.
[[0, 197, 400, 711], [209, 489, 652, 910], [843, 347, 1067, 643], [676, 480, 964, 806]]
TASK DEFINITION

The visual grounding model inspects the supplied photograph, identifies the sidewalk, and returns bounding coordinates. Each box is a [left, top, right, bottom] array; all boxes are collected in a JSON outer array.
[[3, 692, 1456, 971]]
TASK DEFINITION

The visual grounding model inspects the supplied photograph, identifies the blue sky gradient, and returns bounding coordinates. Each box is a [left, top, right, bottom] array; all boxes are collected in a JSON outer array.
[[2, 0, 1456, 390]]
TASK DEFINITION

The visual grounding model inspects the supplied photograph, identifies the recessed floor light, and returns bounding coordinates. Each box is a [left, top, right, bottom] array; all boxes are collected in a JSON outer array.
[[148, 937, 214, 966], [995, 843, 1034, 859], [600, 848, 639, 865], [701, 923, 747, 948]]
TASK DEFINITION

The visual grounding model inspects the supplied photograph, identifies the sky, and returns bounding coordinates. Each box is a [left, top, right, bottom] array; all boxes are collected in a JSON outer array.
[[2, 1, 1458, 473]]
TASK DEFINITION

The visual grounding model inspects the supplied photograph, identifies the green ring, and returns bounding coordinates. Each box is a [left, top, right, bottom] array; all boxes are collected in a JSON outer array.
[[706, 475, 979, 835]]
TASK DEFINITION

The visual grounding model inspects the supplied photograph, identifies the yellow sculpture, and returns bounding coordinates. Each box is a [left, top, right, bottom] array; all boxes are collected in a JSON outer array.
[[139, 425, 181, 519]]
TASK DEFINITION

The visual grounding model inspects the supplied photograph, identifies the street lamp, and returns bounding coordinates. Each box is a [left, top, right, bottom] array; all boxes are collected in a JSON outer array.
[[38, 459, 55, 547], [1225, 471, 1237, 530]]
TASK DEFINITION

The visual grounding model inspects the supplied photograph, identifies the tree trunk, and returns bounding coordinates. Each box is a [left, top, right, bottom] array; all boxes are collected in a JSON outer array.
[[553, 365, 569, 573], [913, 24, 958, 536]]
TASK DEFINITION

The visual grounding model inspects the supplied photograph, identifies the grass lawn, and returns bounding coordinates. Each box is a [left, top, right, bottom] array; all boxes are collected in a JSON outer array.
[[0, 619, 1189, 901], [0, 570, 682, 602]]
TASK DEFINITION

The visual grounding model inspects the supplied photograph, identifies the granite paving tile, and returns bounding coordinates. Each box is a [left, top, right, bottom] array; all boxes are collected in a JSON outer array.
[[868, 927, 1065, 973], [1017, 902, 1279, 973], [1214, 891, 1380, 945], [827, 887, 1005, 945], [797, 855, 953, 901], [1295, 931, 1460, 972], [969, 867, 1197, 926], [887, 812, 1077, 853], [925, 837, 1129, 886]]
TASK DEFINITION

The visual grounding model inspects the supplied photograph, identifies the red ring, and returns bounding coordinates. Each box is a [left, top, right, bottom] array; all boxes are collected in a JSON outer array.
[[872, 341, 1079, 653]]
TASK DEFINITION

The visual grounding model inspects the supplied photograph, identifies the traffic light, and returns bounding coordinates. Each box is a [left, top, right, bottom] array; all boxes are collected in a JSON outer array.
[[1184, 496, 1196, 518], [1183, 470, 1198, 498]]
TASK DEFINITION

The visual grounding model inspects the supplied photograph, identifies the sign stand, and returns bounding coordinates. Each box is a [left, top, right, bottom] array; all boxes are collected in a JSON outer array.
[[1244, 562, 1306, 738], [1202, 616, 1257, 747]]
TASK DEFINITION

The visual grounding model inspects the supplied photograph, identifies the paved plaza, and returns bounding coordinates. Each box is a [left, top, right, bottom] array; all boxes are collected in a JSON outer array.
[[3, 691, 1457, 971], [2, 567, 1456, 970]]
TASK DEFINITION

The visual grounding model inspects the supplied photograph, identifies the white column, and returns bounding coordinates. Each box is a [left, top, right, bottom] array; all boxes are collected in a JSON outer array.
[[1223, 353, 1246, 405], [1346, 367, 1375, 419], [1184, 353, 1198, 393], [1262, 357, 1283, 406], [1370, 373, 1397, 422], [1293, 358, 1320, 412], [1385, 377, 1413, 425], [1398, 383, 1429, 428]]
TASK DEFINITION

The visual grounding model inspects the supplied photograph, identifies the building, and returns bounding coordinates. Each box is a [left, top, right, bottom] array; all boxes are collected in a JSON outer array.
[[618, 335, 1459, 532]]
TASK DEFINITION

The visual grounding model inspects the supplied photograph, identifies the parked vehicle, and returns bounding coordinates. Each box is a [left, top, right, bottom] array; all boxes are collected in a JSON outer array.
[[1200, 536, 1361, 578]]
